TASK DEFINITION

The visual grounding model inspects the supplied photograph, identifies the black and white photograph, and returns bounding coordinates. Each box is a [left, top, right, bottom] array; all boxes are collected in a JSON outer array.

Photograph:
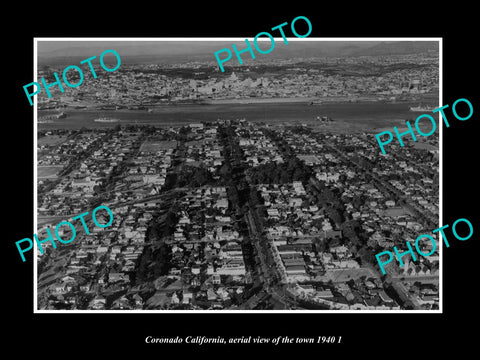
[[33, 38, 441, 312]]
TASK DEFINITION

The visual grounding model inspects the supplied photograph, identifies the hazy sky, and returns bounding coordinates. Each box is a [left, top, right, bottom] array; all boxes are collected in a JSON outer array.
[[37, 39, 383, 58], [36, 39, 438, 68], [38, 41, 229, 56]]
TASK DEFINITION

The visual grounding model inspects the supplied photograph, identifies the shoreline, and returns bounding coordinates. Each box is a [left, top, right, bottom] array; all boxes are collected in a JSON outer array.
[[37, 99, 440, 132], [39, 94, 438, 112]]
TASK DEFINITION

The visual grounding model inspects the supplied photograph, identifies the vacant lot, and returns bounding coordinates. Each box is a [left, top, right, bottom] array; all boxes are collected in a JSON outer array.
[[319, 268, 379, 283], [38, 165, 63, 179], [140, 140, 178, 153], [412, 142, 437, 150], [37, 135, 68, 147]]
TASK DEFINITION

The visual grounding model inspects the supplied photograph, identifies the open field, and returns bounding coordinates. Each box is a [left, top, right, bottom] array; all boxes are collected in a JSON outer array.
[[140, 140, 178, 152], [412, 142, 437, 150], [318, 268, 379, 283], [37, 135, 68, 146], [38, 165, 63, 179]]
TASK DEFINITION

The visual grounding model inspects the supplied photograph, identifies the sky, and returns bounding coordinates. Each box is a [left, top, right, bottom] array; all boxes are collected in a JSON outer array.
[[37, 39, 383, 58]]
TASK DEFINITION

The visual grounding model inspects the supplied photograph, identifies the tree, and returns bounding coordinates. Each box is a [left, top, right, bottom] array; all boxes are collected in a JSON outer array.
[[367, 237, 377, 248], [314, 238, 326, 252], [88, 196, 103, 209], [357, 247, 375, 265], [325, 207, 342, 226]]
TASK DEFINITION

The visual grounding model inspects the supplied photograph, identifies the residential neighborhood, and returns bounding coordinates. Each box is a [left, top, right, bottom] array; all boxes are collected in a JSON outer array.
[[37, 118, 439, 310]]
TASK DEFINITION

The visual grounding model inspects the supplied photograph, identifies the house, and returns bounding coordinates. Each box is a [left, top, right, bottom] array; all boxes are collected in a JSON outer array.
[[289, 198, 303, 207], [182, 291, 194, 304], [133, 294, 144, 309], [111, 295, 131, 310], [267, 208, 280, 219], [216, 258, 245, 276], [96, 246, 109, 254], [385, 200, 396, 207], [377, 290, 394, 304], [216, 287, 230, 301], [71, 177, 96, 191], [212, 274, 221, 285], [330, 245, 348, 256], [190, 277, 201, 287], [61, 275, 76, 283], [80, 283, 91, 292], [207, 288, 217, 301], [315, 289, 334, 298], [296, 285, 316, 296], [215, 198, 228, 209], [90, 295, 106, 310], [108, 272, 129, 283], [191, 264, 201, 275], [170, 293, 180, 305], [52, 282, 68, 295], [145, 292, 170, 309], [143, 174, 165, 185], [206, 265, 215, 275], [285, 264, 306, 275]]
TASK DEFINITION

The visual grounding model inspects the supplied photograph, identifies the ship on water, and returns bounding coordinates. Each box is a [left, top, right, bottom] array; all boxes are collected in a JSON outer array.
[[94, 117, 120, 123], [409, 104, 435, 112], [38, 112, 67, 123]]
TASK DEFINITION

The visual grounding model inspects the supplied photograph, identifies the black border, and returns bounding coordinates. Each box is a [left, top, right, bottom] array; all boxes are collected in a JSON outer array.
[[6, 6, 478, 354]]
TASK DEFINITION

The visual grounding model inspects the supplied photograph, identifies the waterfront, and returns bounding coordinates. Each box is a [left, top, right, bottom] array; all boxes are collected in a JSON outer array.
[[38, 100, 439, 132]]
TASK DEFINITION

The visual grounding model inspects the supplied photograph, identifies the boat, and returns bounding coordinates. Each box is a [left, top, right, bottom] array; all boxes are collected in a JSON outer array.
[[409, 105, 435, 112], [94, 117, 119, 123], [316, 115, 334, 122]]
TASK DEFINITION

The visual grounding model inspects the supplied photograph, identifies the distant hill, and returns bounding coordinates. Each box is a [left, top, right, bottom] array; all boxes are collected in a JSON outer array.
[[263, 41, 376, 59], [351, 41, 438, 56], [37, 40, 439, 66], [238, 40, 437, 60]]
